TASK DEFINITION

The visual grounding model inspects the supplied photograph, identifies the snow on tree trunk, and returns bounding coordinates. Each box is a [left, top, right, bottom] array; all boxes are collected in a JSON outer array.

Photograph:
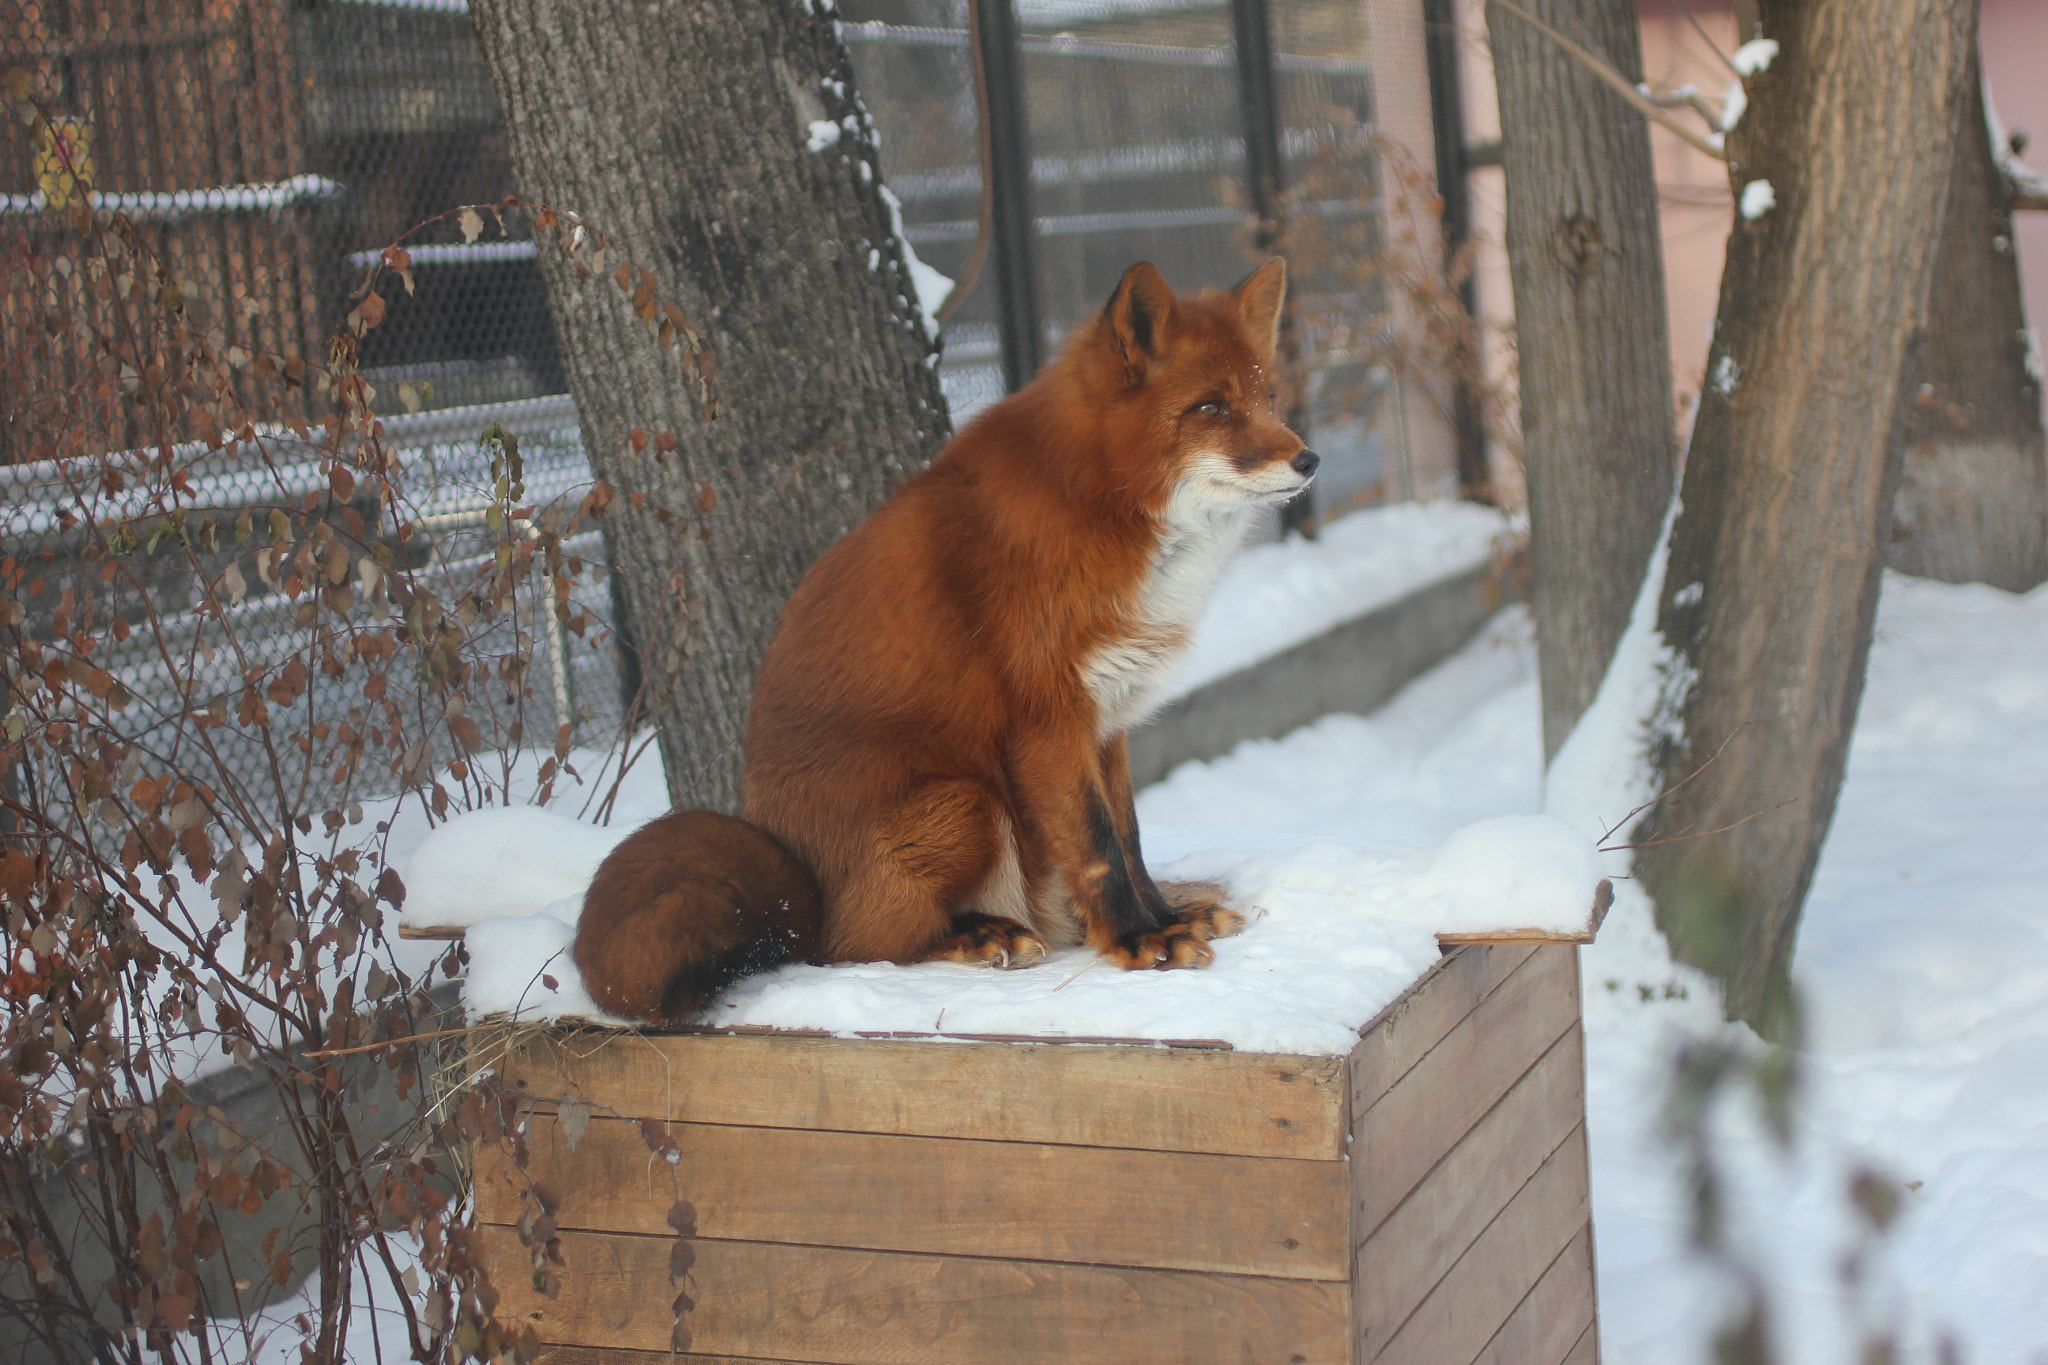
[[1635, 0, 1978, 1037], [1486, 0, 1678, 762], [1889, 55, 2048, 593], [466, 0, 951, 811]]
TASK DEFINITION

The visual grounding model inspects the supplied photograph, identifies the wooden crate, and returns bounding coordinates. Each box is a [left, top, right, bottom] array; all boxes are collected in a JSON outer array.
[[476, 941, 1597, 1365]]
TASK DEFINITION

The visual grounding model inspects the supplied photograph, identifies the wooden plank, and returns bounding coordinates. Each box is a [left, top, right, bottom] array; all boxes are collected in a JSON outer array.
[[1352, 1025, 1585, 1358], [482, 1226, 1351, 1365], [1468, 1223, 1597, 1365], [476, 1116, 1349, 1281], [1371, 1125, 1591, 1365], [539, 1351, 815, 1365], [1350, 944, 1538, 1116], [1351, 947, 1579, 1236], [501, 1031, 1347, 1160]]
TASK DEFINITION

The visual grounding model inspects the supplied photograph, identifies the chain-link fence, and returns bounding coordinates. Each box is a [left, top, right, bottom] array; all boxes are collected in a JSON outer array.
[[1, 0, 611, 820], [0, 394, 618, 827], [4, 0, 1471, 812]]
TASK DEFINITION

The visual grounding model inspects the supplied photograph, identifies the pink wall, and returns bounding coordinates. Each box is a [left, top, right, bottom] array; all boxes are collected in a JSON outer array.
[[1636, 0, 1739, 413]]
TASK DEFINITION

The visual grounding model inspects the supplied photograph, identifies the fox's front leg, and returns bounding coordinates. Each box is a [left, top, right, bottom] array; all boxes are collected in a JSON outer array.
[[1010, 722, 1222, 970], [1098, 732, 1246, 951]]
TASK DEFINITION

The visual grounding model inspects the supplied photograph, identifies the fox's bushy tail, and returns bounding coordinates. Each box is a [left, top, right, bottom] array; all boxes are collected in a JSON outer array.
[[572, 809, 823, 1026]]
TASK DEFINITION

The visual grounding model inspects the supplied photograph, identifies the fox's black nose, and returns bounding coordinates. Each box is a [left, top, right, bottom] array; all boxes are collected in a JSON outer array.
[[1291, 448, 1320, 477]]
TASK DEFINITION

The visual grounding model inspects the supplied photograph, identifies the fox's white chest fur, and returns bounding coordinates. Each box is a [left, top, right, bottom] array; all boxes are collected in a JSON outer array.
[[1082, 471, 1258, 737]]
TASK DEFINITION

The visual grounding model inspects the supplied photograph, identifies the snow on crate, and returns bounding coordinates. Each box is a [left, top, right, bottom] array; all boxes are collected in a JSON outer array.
[[397, 806, 632, 935], [450, 811, 1606, 1056]]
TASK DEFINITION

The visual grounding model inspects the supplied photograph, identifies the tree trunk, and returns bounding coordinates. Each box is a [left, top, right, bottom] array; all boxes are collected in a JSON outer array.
[[1486, 0, 1677, 762], [1637, 0, 1977, 1036], [1889, 53, 2048, 593], [466, 0, 951, 811]]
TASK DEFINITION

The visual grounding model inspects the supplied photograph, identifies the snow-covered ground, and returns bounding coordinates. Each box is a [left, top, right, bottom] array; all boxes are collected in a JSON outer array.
[[1145, 580, 2048, 1364]]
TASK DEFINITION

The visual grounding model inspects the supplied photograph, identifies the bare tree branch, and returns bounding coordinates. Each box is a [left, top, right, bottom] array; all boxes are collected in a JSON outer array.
[[1647, 85, 1726, 130], [1667, 0, 1742, 78], [2009, 175, 2048, 212], [1598, 722, 1755, 847], [936, 0, 994, 324], [1490, 0, 1731, 162]]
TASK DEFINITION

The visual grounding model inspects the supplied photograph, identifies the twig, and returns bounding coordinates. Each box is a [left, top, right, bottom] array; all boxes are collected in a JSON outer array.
[[1489, 0, 1729, 162], [1602, 798, 1796, 853], [1667, 0, 1740, 78], [1049, 958, 1098, 993], [1647, 86, 1724, 131], [590, 725, 660, 827], [1598, 722, 1754, 846]]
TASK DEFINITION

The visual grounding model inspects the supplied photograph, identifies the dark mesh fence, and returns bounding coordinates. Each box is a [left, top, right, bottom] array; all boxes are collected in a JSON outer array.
[[1, 0, 615, 818], [295, 0, 566, 409], [3, 0, 1459, 811]]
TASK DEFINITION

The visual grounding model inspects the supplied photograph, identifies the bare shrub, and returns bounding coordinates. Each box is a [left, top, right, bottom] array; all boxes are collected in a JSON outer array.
[[1, 71, 702, 1365]]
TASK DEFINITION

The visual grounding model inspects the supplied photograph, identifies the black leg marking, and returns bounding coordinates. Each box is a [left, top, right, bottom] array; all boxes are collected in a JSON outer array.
[[1123, 817, 1176, 924], [1086, 790, 1173, 939]]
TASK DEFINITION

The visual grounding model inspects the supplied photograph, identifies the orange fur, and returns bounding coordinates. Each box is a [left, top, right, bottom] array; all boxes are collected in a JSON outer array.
[[575, 261, 1312, 1022], [572, 810, 821, 1025]]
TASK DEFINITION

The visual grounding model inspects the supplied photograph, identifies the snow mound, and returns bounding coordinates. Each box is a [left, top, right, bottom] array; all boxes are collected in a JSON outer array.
[[462, 902, 625, 1024], [1389, 814, 1608, 935], [398, 807, 631, 931], [456, 815, 1605, 1054]]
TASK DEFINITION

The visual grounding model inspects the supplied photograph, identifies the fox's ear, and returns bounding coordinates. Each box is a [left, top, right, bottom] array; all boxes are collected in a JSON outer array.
[[1234, 258, 1287, 363], [1104, 261, 1177, 376]]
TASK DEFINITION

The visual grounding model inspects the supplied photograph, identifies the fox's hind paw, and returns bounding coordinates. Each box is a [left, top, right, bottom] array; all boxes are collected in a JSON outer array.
[[1157, 881, 1246, 941], [929, 913, 1049, 970]]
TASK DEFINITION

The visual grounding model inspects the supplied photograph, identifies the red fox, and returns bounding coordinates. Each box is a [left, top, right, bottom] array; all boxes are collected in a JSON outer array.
[[575, 260, 1316, 1025]]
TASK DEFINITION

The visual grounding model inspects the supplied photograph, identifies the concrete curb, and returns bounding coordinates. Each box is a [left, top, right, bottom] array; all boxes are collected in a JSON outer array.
[[1128, 552, 1527, 789]]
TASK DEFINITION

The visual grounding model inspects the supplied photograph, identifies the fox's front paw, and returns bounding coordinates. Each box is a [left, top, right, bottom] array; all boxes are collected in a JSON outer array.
[[1104, 921, 1215, 971], [931, 913, 1049, 970], [1157, 880, 1246, 941]]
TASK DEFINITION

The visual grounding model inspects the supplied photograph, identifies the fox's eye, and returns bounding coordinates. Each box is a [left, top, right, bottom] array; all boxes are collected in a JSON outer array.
[[1193, 400, 1228, 418]]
